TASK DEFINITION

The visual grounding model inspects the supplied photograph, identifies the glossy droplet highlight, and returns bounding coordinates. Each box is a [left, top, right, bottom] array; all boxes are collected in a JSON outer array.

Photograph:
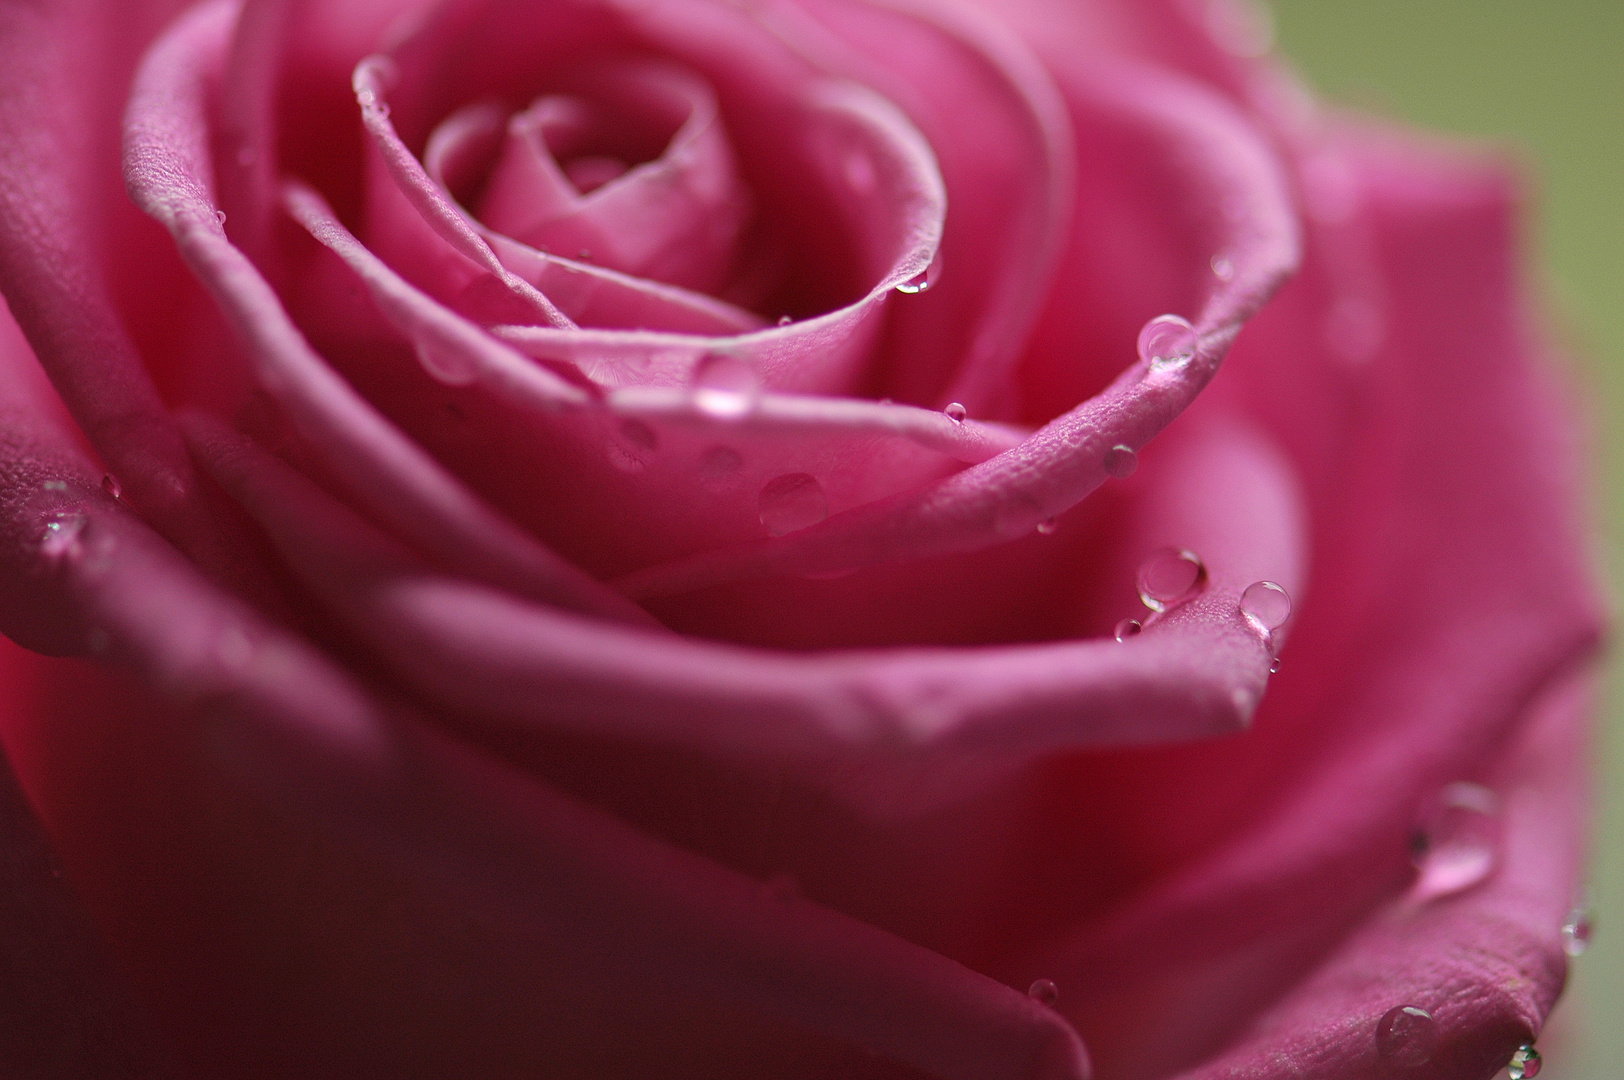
[[896, 252, 943, 294], [1036, 517, 1058, 535], [1410, 781, 1501, 902], [1114, 619, 1142, 642], [1138, 314, 1198, 371], [101, 474, 122, 499], [758, 474, 827, 536], [691, 352, 762, 419], [1240, 581, 1292, 633], [1211, 254, 1235, 281], [944, 402, 967, 423], [1102, 444, 1138, 479], [1508, 1044, 1542, 1079], [40, 514, 87, 561], [1027, 979, 1059, 1007], [777, 315, 793, 326], [1137, 548, 1207, 612], [1375, 1006, 1438, 1068], [1562, 906, 1593, 956], [415, 342, 479, 386]]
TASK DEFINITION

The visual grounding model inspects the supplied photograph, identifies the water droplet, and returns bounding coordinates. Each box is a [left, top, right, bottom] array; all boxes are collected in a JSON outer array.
[[777, 315, 793, 326], [577, 249, 594, 260], [40, 514, 87, 560], [698, 446, 744, 487], [1027, 979, 1059, 1007], [1410, 781, 1501, 902], [1137, 548, 1207, 612], [1239, 580, 1292, 633], [1036, 517, 1058, 535], [758, 473, 827, 536], [1137, 314, 1198, 371], [101, 474, 122, 499], [414, 342, 479, 386], [1562, 906, 1593, 956], [1375, 1005, 1438, 1068], [215, 210, 228, 226], [42, 480, 67, 492], [1269, 656, 1281, 674], [1211, 254, 1235, 281], [1114, 618, 1143, 642], [1508, 1043, 1542, 1079], [607, 419, 658, 473], [1102, 444, 1138, 478], [896, 252, 943, 294], [944, 402, 967, 423], [691, 352, 762, 420]]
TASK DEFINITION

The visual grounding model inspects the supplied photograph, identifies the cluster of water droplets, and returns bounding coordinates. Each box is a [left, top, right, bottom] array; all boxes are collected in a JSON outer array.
[[1137, 314, 1198, 373], [1409, 781, 1502, 902]]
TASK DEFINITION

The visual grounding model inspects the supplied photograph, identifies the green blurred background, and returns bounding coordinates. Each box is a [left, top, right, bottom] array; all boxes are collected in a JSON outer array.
[[1267, 1, 1623, 1075]]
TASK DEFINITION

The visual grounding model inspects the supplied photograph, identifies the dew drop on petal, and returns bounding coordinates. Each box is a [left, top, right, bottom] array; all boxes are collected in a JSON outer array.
[[42, 480, 67, 492], [1410, 781, 1501, 902], [1137, 548, 1207, 611], [1211, 254, 1235, 281], [1508, 1043, 1542, 1079], [1563, 907, 1593, 956], [896, 252, 942, 294], [1114, 618, 1142, 642], [1027, 979, 1059, 1007], [944, 402, 967, 423], [41, 514, 87, 561], [415, 342, 479, 386], [1270, 656, 1282, 674], [1102, 444, 1138, 479], [1137, 314, 1197, 370], [777, 315, 793, 326], [758, 474, 827, 536], [1240, 580, 1292, 633], [691, 352, 762, 419], [101, 474, 122, 499], [1035, 517, 1059, 536], [215, 210, 227, 226], [1375, 1006, 1438, 1068]]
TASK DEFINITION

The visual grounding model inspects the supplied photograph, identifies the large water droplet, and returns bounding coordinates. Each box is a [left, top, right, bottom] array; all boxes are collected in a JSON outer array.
[[1563, 906, 1593, 956], [415, 342, 479, 386], [1240, 580, 1292, 633], [896, 252, 943, 294], [101, 474, 122, 499], [944, 402, 967, 423], [1114, 618, 1143, 642], [41, 514, 87, 561], [758, 474, 827, 536], [1102, 444, 1138, 479], [1508, 1043, 1542, 1079], [1138, 314, 1198, 371], [1410, 782, 1501, 902], [692, 352, 762, 419], [1137, 548, 1207, 612], [1027, 979, 1059, 1007], [1375, 1005, 1438, 1068]]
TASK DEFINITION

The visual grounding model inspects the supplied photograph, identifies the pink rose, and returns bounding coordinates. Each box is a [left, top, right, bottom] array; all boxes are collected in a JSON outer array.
[[0, 0, 1603, 1076]]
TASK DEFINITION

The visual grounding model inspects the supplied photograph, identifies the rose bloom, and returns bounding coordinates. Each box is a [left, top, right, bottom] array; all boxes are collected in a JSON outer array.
[[0, 0, 1604, 1076]]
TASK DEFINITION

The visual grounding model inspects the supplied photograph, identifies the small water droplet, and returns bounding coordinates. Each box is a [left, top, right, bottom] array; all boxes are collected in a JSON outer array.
[[1137, 548, 1207, 612], [1239, 580, 1292, 633], [1562, 907, 1593, 956], [1375, 1005, 1438, 1068], [895, 252, 943, 294], [1036, 517, 1058, 535], [101, 474, 122, 499], [1211, 254, 1235, 281], [777, 315, 793, 326], [692, 352, 762, 420], [40, 514, 87, 560], [758, 473, 827, 536], [1269, 656, 1281, 674], [215, 210, 228, 226], [1114, 618, 1143, 642], [1027, 979, 1059, 1007], [1137, 314, 1198, 371], [1102, 444, 1138, 478], [698, 446, 744, 487], [1410, 782, 1501, 902], [414, 342, 479, 386], [944, 402, 967, 423], [1508, 1043, 1542, 1079]]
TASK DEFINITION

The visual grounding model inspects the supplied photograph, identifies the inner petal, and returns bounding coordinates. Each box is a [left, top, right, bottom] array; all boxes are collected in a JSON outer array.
[[462, 60, 752, 295]]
